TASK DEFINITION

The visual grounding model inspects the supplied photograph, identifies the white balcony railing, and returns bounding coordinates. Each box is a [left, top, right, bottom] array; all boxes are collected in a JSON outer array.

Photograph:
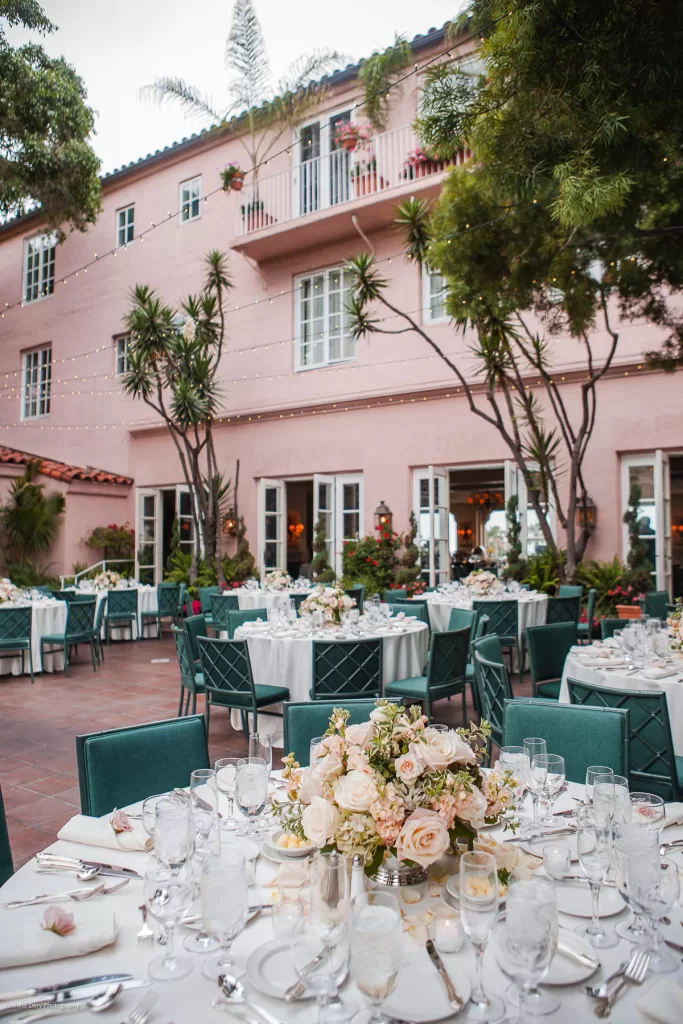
[[234, 123, 467, 238]]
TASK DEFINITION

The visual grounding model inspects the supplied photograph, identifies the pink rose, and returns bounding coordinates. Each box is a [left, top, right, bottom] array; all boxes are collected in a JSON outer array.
[[413, 728, 476, 771], [345, 722, 375, 749], [396, 808, 451, 867], [394, 752, 422, 785], [41, 905, 76, 936], [110, 809, 133, 834], [298, 766, 324, 804]]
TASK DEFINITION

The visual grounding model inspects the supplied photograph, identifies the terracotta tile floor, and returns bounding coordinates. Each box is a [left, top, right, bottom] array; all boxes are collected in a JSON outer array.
[[0, 634, 532, 871]]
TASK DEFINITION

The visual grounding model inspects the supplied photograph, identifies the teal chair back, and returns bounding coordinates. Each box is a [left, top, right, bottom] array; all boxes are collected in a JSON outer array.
[[210, 593, 240, 631], [448, 607, 476, 632], [157, 583, 181, 617], [312, 638, 382, 699], [32, 585, 52, 595], [601, 618, 625, 640], [283, 698, 400, 765], [76, 715, 209, 817], [525, 622, 577, 697], [566, 678, 679, 800], [383, 589, 407, 602], [389, 602, 430, 627], [472, 634, 513, 747], [472, 600, 518, 646], [545, 595, 580, 625], [468, 613, 489, 716], [198, 636, 255, 706], [584, 588, 597, 636], [65, 598, 97, 639], [0, 606, 31, 646], [503, 698, 629, 783], [643, 591, 669, 620], [57, 590, 93, 603], [291, 593, 308, 615], [94, 595, 106, 636], [199, 586, 220, 616], [172, 625, 197, 690], [344, 585, 365, 614], [184, 614, 207, 664], [106, 590, 138, 617], [427, 627, 469, 690], [0, 786, 12, 887], [558, 585, 583, 599], [227, 608, 268, 639]]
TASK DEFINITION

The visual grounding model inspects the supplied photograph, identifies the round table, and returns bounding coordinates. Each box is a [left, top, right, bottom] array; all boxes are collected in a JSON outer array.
[[560, 652, 683, 756], [231, 621, 430, 746], [418, 593, 548, 646], [232, 588, 313, 614], [0, 778, 680, 1023]]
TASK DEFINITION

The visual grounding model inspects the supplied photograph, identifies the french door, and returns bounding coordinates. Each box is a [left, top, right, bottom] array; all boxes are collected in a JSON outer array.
[[504, 460, 528, 557], [293, 109, 352, 217], [257, 479, 286, 574], [655, 450, 672, 595], [412, 467, 450, 587], [135, 485, 196, 584], [313, 474, 335, 567], [136, 489, 159, 584], [622, 452, 672, 594]]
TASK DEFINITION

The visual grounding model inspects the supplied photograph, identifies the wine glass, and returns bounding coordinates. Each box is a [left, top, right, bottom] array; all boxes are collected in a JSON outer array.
[[154, 795, 195, 872], [591, 774, 616, 829], [629, 792, 665, 833], [215, 757, 240, 832], [594, 773, 630, 826], [614, 824, 659, 943], [575, 807, 617, 948], [310, 736, 325, 766], [249, 733, 273, 775], [537, 754, 565, 826], [523, 738, 547, 835], [629, 854, 680, 973], [235, 757, 269, 838], [200, 848, 250, 981], [585, 765, 613, 807], [190, 768, 218, 850], [144, 863, 194, 981], [459, 851, 505, 1023], [496, 879, 557, 1023], [527, 755, 548, 837], [350, 892, 403, 1024], [496, 746, 531, 834], [291, 917, 350, 1024]]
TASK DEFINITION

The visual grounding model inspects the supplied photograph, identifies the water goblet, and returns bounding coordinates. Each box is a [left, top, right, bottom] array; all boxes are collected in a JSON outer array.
[[154, 795, 195, 872], [291, 917, 350, 1024], [200, 847, 250, 980], [496, 878, 557, 1023], [350, 892, 403, 1024], [614, 824, 659, 943], [249, 732, 273, 776], [630, 792, 665, 833], [527, 755, 548, 837], [496, 745, 531, 834], [537, 754, 565, 826], [459, 851, 505, 1023], [585, 765, 613, 807], [235, 757, 269, 838], [575, 807, 617, 948], [190, 768, 218, 851], [271, 898, 304, 939], [215, 757, 240, 832], [628, 854, 680, 973], [144, 862, 194, 981]]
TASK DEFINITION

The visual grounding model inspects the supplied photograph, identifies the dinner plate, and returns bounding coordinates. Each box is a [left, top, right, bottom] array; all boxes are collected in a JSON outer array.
[[554, 878, 625, 918], [246, 938, 316, 1000], [264, 831, 316, 860], [383, 943, 471, 1022], [543, 929, 599, 985]]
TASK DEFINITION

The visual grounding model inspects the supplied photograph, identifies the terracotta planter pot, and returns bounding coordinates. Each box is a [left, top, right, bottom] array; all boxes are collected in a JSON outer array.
[[341, 138, 357, 152], [230, 177, 244, 191], [354, 171, 386, 197], [616, 604, 642, 619]]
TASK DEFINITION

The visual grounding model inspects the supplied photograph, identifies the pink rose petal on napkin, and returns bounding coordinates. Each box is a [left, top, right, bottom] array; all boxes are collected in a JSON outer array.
[[41, 905, 76, 936], [110, 808, 133, 833]]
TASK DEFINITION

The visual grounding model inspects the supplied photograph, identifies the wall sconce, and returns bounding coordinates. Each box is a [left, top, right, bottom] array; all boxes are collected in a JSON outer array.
[[223, 509, 237, 536], [374, 500, 393, 531], [576, 496, 597, 533]]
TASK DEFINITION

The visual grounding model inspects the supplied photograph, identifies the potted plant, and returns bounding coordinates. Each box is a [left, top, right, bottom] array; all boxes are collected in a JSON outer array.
[[350, 157, 384, 197], [333, 121, 371, 153], [403, 147, 434, 179], [221, 162, 246, 191], [240, 199, 275, 230]]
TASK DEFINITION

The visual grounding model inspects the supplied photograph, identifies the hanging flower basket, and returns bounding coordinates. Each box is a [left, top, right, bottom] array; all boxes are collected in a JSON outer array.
[[221, 163, 246, 192], [333, 122, 371, 153]]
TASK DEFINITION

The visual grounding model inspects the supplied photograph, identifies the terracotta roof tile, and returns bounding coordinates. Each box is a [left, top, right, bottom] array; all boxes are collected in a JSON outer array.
[[0, 446, 132, 486]]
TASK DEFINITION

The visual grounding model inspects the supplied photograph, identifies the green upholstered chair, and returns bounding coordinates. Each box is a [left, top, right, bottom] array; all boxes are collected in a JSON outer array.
[[210, 593, 240, 633], [448, 608, 476, 633], [567, 678, 680, 801], [199, 586, 220, 624], [311, 638, 383, 700], [558, 585, 583, 600], [601, 618, 625, 640], [93, 596, 106, 665], [291, 593, 308, 615], [525, 622, 577, 699], [283, 698, 399, 766], [40, 597, 98, 676], [466, 613, 489, 716], [383, 589, 407, 602], [472, 634, 513, 751], [184, 614, 208, 667], [172, 625, 205, 716], [77, 715, 210, 817], [0, 786, 13, 887], [57, 590, 96, 603], [473, 599, 520, 682], [227, 608, 268, 639], [104, 589, 139, 644], [141, 583, 182, 638], [502, 698, 629, 784], [344, 585, 365, 614], [643, 591, 670, 621], [545, 595, 581, 626], [577, 588, 597, 643], [0, 606, 33, 683], [198, 636, 289, 737], [389, 601, 430, 629], [385, 626, 470, 723]]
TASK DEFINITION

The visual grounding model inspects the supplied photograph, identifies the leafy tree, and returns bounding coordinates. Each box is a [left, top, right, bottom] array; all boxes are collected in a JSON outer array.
[[622, 483, 654, 594], [0, 459, 65, 570], [502, 495, 523, 580], [394, 513, 423, 596], [341, 529, 400, 598], [0, 0, 101, 235], [311, 514, 336, 583], [85, 523, 135, 566]]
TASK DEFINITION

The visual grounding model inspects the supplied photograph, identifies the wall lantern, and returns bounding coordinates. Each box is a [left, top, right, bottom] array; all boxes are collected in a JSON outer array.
[[576, 496, 597, 532], [374, 500, 393, 532], [224, 509, 238, 536]]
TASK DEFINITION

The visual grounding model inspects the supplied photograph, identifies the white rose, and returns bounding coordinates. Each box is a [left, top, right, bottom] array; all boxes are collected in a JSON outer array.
[[346, 721, 375, 749], [396, 808, 451, 867], [370, 705, 392, 725], [457, 786, 488, 829], [414, 728, 476, 771], [298, 766, 324, 804], [316, 750, 344, 782], [334, 769, 379, 812], [394, 752, 422, 785], [342, 595, 354, 608], [301, 796, 340, 847]]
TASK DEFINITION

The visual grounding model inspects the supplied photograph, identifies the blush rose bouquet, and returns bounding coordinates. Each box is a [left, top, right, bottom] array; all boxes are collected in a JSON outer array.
[[461, 570, 502, 597], [275, 701, 519, 874], [264, 570, 292, 591], [92, 570, 121, 591], [299, 585, 356, 625]]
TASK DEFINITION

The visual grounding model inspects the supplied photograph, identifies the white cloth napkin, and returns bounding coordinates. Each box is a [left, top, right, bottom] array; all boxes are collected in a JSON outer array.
[[576, 656, 629, 669], [58, 813, 153, 852], [0, 904, 117, 968], [664, 802, 683, 827], [570, 644, 595, 655], [642, 666, 679, 680], [636, 978, 683, 1024]]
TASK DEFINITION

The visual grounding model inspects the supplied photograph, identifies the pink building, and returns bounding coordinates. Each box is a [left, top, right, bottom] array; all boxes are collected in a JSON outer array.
[[0, 24, 682, 592]]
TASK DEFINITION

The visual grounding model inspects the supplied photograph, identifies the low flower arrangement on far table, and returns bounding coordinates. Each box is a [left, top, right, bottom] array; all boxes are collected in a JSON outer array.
[[299, 585, 355, 625], [275, 701, 519, 876], [263, 570, 292, 591], [0, 579, 21, 604], [92, 570, 122, 591], [461, 569, 501, 597]]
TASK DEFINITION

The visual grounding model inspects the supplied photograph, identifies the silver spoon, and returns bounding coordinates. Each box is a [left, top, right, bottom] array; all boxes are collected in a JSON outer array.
[[13, 983, 122, 1022], [36, 866, 101, 881], [215, 975, 283, 1024]]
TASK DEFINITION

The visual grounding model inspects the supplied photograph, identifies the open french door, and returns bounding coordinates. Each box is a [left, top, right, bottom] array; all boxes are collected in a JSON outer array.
[[257, 479, 286, 575], [334, 474, 363, 575], [136, 489, 160, 584], [504, 460, 528, 557], [413, 467, 450, 587], [655, 449, 672, 595], [313, 474, 335, 568]]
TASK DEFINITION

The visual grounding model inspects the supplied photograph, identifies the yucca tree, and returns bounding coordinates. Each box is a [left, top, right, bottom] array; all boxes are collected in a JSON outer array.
[[0, 460, 65, 570], [144, 0, 344, 181]]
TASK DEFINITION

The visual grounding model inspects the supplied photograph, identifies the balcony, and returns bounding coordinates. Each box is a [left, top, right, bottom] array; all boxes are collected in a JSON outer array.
[[231, 124, 467, 261]]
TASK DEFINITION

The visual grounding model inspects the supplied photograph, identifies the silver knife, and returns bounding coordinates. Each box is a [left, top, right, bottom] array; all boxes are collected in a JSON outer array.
[[0, 981, 148, 1017], [506, 827, 576, 845], [36, 857, 141, 879], [557, 938, 599, 969], [425, 940, 464, 1011], [0, 975, 132, 1003]]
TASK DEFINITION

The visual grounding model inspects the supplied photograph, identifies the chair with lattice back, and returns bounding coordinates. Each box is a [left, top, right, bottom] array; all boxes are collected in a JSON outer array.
[[473, 600, 520, 682], [198, 635, 289, 737], [388, 602, 430, 629], [567, 677, 681, 801], [40, 597, 98, 676], [311, 638, 383, 701], [209, 594, 240, 633], [141, 583, 182, 639], [472, 633, 513, 755], [545, 595, 580, 626], [601, 618, 625, 640], [0, 606, 33, 683], [385, 626, 470, 723], [172, 625, 205, 717], [104, 589, 139, 644], [199, 586, 220, 624]]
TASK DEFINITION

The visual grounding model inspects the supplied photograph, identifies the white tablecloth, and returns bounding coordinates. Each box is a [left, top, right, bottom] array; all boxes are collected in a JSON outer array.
[[418, 593, 548, 645], [560, 653, 683, 756], [229, 623, 430, 745], [0, 779, 680, 1023], [233, 588, 313, 613]]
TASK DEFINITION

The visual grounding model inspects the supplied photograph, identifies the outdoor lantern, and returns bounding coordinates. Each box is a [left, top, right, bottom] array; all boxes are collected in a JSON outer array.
[[224, 509, 237, 536], [374, 500, 393, 532], [576, 496, 597, 532]]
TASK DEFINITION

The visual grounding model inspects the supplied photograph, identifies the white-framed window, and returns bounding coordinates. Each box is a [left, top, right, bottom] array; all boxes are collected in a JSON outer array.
[[22, 346, 52, 419], [422, 265, 448, 322], [116, 204, 134, 247], [295, 265, 356, 370], [114, 335, 130, 376], [179, 176, 201, 223], [23, 234, 56, 304]]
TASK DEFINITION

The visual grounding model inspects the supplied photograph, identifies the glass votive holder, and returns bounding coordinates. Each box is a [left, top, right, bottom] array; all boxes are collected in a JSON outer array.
[[272, 898, 304, 939], [543, 842, 572, 881], [432, 906, 464, 954]]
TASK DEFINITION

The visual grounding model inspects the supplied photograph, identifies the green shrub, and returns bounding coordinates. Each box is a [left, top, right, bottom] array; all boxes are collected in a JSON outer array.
[[341, 528, 400, 598], [521, 550, 562, 594]]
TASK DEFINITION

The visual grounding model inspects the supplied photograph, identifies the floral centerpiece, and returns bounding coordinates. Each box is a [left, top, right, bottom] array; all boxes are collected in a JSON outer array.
[[299, 585, 355, 625], [461, 569, 501, 597], [276, 701, 518, 878], [92, 570, 121, 591], [264, 570, 291, 592], [0, 579, 21, 604]]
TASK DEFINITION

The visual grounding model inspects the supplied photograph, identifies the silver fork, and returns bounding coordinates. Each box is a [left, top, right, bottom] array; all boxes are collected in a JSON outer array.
[[136, 904, 154, 944], [594, 949, 649, 1017], [119, 991, 158, 1024]]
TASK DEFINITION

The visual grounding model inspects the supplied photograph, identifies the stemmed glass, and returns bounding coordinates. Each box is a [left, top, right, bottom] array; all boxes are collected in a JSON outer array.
[[614, 824, 659, 943], [459, 851, 505, 1023], [575, 807, 617, 948], [585, 765, 613, 807], [628, 854, 680, 973], [308, 850, 350, 1022], [154, 795, 195, 872], [235, 757, 269, 838], [537, 754, 565, 826], [350, 892, 403, 1024], [523, 738, 547, 835], [594, 773, 630, 826], [629, 792, 665, 832], [496, 746, 531, 834], [200, 848, 250, 981], [215, 757, 241, 832], [144, 863, 194, 981], [190, 768, 218, 853], [528, 756, 548, 838], [292, 918, 350, 1024], [248, 734, 273, 832], [495, 879, 557, 1024]]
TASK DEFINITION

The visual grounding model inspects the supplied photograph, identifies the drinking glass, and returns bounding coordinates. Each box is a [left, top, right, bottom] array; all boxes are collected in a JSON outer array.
[[200, 848, 250, 981], [497, 746, 531, 834], [310, 737, 325, 766], [249, 733, 273, 775], [144, 863, 194, 981], [594, 773, 630, 826], [154, 795, 195, 872], [215, 757, 240, 832], [496, 880, 557, 1024], [271, 899, 304, 939], [141, 793, 166, 838], [523, 738, 547, 835], [537, 754, 565, 825], [614, 824, 659, 943], [190, 768, 218, 850], [235, 757, 269, 838], [350, 892, 403, 1024], [459, 851, 505, 1023], [543, 843, 571, 881], [575, 807, 617, 948], [292, 918, 350, 1024], [629, 854, 680, 973], [629, 792, 665, 832], [591, 774, 615, 828], [585, 765, 613, 806], [528, 755, 548, 837]]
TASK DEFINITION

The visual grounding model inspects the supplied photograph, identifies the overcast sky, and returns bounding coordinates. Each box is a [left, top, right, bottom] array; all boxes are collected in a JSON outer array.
[[8, 0, 458, 174]]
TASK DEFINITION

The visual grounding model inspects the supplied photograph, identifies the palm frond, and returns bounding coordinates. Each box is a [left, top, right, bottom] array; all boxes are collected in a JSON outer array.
[[359, 35, 412, 131], [139, 78, 222, 125], [280, 50, 347, 94], [225, 0, 271, 110]]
